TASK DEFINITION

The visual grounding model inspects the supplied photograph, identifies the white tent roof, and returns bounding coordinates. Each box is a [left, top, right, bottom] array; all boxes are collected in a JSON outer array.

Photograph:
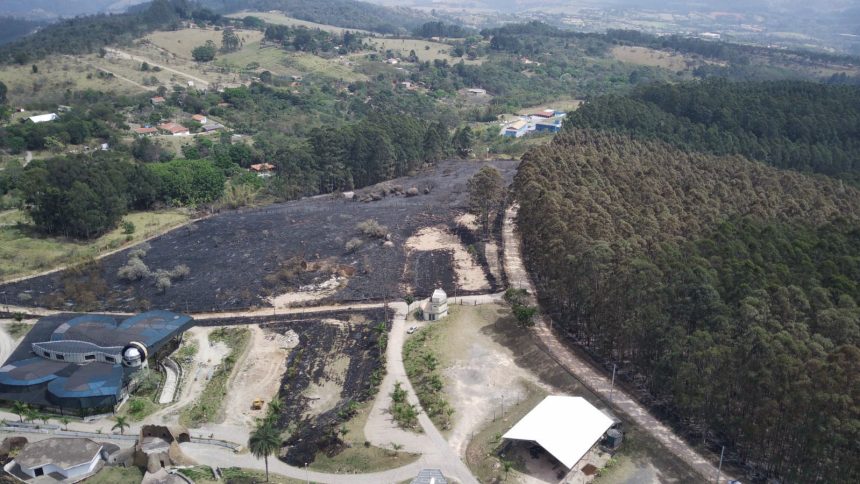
[[28, 113, 59, 123], [502, 395, 613, 469]]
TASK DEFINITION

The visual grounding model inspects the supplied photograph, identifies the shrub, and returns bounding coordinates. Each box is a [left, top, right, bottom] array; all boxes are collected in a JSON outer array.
[[170, 264, 190, 279], [356, 219, 388, 239], [345, 237, 363, 253], [155, 273, 171, 293], [117, 257, 150, 281], [122, 221, 136, 234]]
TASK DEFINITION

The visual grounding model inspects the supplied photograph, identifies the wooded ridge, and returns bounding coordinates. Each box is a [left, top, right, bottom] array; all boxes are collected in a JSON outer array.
[[515, 129, 860, 482]]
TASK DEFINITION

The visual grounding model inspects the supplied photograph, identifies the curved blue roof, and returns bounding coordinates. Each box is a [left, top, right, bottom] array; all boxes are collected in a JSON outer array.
[[49, 310, 192, 351], [47, 364, 123, 399], [0, 358, 66, 386]]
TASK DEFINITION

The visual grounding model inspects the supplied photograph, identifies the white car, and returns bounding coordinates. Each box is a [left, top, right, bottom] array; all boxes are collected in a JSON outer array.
[[407, 326, 418, 334]]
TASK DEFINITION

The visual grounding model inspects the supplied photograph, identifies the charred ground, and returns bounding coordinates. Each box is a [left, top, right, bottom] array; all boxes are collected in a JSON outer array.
[[1, 160, 516, 312]]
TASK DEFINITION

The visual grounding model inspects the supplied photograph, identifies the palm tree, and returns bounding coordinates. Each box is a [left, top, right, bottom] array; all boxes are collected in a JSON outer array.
[[24, 408, 38, 424], [12, 402, 28, 422], [266, 397, 282, 424], [389, 442, 403, 457], [501, 459, 513, 481], [112, 416, 129, 435], [248, 421, 280, 482], [60, 417, 71, 431]]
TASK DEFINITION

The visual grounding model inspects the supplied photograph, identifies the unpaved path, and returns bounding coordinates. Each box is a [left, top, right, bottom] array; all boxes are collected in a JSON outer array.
[[221, 325, 293, 428], [104, 48, 211, 88], [147, 327, 229, 426], [503, 204, 731, 482]]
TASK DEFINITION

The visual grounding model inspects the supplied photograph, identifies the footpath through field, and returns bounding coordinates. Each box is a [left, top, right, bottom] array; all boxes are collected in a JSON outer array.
[[103, 48, 211, 89], [502, 205, 733, 483]]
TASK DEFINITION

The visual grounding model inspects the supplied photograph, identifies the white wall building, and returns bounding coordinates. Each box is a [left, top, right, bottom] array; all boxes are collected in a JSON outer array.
[[423, 288, 449, 321], [12, 438, 103, 480]]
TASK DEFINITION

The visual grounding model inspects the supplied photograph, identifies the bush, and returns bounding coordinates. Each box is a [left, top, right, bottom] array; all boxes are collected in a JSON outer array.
[[356, 219, 388, 239], [155, 274, 171, 293], [117, 257, 150, 281], [121, 220, 136, 234], [170, 264, 190, 279], [345, 237, 363, 253]]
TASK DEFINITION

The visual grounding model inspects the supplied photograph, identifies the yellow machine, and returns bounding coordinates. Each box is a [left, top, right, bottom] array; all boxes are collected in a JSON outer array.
[[251, 398, 264, 410]]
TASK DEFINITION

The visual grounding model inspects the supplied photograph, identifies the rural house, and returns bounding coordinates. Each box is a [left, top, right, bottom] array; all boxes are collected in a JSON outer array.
[[157, 122, 190, 136]]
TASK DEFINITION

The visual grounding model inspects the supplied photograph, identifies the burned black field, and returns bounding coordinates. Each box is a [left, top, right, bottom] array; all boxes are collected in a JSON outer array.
[[1, 160, 516, 312], [200, 309, 389, 466]]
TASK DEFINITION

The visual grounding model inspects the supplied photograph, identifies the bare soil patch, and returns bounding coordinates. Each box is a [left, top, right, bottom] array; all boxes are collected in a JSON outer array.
[[405, 226, 490, 292], [221, 325, 296, 428]]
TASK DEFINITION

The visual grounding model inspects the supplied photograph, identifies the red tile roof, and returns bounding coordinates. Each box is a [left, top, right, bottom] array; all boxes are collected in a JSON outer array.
[[157, 122, 189, 134]]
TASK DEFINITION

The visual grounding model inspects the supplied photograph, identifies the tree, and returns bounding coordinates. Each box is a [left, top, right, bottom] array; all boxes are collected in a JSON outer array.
[[0, 80, 6, 104], [12, 402, 28, 422], [192, 40, 217, 62], [60, 416, 71, 430], [221, 28, 240, 52], [24, 408, 38, 423], [513, 305, 537, 328], [248, 421, 280, 482], [467, 165, 505, 237], [452, 126, 474, 158], [389, 442, 404, 457], [112, 415, 129, 434]]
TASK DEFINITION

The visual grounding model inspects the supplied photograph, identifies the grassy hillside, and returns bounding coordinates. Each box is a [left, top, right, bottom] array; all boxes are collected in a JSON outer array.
[[515, 129, 860, 483]]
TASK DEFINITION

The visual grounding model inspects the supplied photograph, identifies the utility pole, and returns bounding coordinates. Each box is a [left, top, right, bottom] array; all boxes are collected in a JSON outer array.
[[609, 363, 617, 403], [714, 446, 725, 484]]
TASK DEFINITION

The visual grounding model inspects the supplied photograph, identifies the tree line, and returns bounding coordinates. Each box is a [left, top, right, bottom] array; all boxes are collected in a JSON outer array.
[[567, 80, 860, 184], [0, 0, 206, 65], [14, 154, 224, 239], [514, 129, 860, 483]]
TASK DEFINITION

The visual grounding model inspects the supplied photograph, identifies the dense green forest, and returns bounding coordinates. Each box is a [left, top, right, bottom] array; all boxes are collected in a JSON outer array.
[[515, 129, 860, 482], [0, 17, 43, 46], [207, 0, 436, 34], [17, 155, 223, 238], [567, 80, 860, 184], [0, 0, 204, 64]]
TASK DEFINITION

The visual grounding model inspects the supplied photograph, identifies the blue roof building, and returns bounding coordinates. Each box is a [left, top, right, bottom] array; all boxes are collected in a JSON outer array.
[[0, 311, 192, 415]]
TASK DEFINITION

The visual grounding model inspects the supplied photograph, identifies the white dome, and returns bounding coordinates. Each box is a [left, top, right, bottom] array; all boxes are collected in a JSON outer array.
[[123, 347, 141, 360]]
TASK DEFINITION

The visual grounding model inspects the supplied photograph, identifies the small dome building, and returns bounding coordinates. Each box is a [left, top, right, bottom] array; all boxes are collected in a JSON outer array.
[[423, 288, 449, 321]]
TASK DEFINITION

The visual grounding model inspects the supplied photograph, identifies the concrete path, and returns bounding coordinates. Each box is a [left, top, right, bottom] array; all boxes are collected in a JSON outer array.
[[502, 205, 732, 483], [0, 325, 15, 366], [157, 358, 180, 404], [362, 301, 479, 484]]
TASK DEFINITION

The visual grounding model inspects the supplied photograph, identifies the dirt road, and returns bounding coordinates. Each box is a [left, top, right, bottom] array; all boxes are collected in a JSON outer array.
[[502, 205, 731, 482], [103, 48, 210, 88]]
